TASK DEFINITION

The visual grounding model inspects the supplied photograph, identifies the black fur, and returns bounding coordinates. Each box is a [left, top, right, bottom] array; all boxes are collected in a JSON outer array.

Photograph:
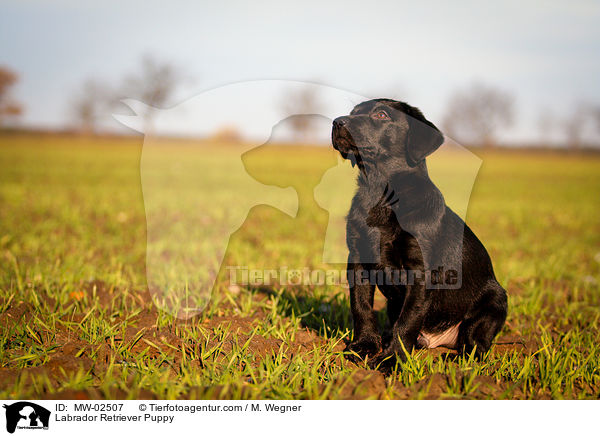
[[331, 99, 507, 372]]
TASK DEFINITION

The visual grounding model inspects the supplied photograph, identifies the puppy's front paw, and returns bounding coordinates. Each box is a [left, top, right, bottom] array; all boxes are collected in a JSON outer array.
[[368, 351, 397, 374], [369, 343, 410, 374], [346, 335, 382, 362]]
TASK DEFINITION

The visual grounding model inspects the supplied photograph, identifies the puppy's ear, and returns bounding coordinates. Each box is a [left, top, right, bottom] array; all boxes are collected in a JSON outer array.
[[405, 112, 444, 167]]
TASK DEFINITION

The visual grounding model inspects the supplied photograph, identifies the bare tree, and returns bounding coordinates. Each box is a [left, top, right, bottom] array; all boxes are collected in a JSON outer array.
[[120, 55, 182, 133], [443, 82, 514, 147], [563, 106, 586, 149], [0, 66, 23, 126], [592, 106, 600, 143], [537, 108, 556, 146], [70, 79, 111, 135], [279, 85, 323, 142], [562, 103, 600, 148]]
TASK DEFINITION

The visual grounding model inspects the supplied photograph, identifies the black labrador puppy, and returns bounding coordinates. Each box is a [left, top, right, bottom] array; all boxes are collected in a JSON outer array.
[[332, 99, 507, 371]]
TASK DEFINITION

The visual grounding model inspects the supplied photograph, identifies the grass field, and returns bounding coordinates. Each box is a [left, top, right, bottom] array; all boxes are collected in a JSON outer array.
[[1, 132, 599, 399]]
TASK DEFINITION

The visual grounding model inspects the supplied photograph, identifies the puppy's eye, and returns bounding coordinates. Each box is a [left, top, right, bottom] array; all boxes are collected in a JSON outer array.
[[373, 111, 389, 120]]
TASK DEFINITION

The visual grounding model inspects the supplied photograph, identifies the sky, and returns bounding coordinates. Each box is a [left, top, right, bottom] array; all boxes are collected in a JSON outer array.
[[1, 0, 599, 143]]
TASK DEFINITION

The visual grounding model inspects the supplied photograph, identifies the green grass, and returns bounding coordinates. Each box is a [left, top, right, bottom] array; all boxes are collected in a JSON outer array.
[[0, 133, 599, 399]]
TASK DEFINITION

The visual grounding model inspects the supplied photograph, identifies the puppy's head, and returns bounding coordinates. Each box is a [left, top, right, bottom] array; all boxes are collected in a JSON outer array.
[[332, 99, 444, 172]]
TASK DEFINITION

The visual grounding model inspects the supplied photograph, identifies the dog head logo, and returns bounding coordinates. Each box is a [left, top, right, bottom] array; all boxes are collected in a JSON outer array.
[[3, 402, 50, 433]]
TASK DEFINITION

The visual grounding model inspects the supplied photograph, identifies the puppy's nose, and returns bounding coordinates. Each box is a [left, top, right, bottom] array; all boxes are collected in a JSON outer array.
[[333, 117, 347, 128]]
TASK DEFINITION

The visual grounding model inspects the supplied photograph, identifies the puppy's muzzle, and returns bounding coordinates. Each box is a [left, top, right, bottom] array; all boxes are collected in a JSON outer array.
[[332, 117, 354, 154], [332, 117, 362, 168]]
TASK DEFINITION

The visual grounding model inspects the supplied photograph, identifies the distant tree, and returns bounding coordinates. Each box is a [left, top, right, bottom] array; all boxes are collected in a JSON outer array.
[[279, 86, 323, 142], [443, 82, 514, 147], [0, 66, 23, 126], [563, 106, 586, 149], [70, 79, 111, 135], [592, 106, 600, 140], [537, 108, 556, 146], [120, 55, 183, 134], [562, 103, 600, 149]]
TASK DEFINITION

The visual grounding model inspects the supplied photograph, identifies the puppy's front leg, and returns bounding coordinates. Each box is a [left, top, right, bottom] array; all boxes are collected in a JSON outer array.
[[372, 278, 429, 371], [346, 262, 382, 360]]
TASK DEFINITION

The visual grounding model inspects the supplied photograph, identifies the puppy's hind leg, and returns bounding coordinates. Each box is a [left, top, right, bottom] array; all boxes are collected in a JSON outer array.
[[457, 283, 508, 358]]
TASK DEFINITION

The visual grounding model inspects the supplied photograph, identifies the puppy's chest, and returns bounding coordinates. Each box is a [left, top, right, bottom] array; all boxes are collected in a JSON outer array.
[[378, 230, 411, 266]]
